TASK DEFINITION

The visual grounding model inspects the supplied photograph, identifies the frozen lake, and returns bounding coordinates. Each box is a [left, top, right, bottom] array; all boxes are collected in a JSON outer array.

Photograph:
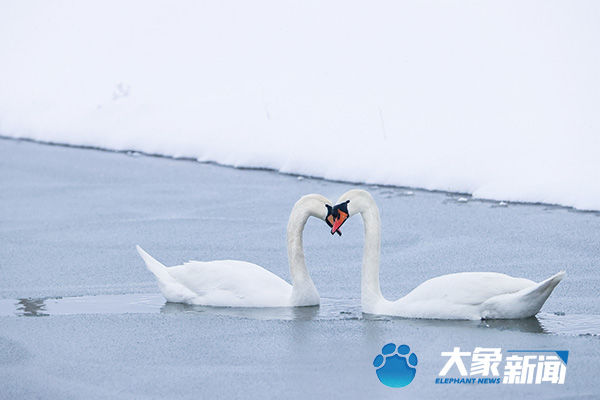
[[1, 138, 599, 399]]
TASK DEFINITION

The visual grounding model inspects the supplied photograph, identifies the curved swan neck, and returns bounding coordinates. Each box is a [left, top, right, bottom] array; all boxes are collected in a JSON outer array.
[[357, 196, 383, 308], [286, 195, 327, 305], [287, 207, 310, 286], [338, 190, 384, 310]]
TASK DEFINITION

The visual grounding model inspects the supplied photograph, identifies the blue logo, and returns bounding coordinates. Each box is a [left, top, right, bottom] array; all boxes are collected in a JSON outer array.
[[373, 343, 418, 387]]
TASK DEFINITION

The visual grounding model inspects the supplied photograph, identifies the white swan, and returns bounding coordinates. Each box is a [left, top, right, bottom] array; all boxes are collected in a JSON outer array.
[[137, 194, 335, 307], [329, 189, 565, 320]]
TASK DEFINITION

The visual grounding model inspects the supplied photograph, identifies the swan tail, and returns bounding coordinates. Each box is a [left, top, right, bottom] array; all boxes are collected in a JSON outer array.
[[482, 271, 565, 319], [136, 245, 196, 302], [136, 245, 167, 277]]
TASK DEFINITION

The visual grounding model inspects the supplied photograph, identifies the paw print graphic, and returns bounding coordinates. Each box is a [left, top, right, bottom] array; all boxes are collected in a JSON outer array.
[[373, 343, 418, 387]]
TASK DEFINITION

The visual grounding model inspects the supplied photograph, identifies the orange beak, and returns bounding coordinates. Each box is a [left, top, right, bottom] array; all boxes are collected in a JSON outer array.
[[327, 214, 335, 228], [331, 210, 348, 235]]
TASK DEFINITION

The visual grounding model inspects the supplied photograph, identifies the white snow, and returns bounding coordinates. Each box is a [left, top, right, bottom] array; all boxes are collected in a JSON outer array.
[[1, 1, 599, 210]]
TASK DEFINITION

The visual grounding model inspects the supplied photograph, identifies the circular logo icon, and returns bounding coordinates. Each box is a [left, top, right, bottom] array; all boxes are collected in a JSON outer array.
[[373, 343, 418, 387]]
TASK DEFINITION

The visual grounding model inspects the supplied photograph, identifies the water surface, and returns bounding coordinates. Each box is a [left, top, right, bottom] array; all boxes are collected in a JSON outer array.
[[1, 139, 599, 399]]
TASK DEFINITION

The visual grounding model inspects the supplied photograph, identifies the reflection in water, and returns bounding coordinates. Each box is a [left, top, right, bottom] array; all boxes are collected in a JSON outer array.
[[361, 313, 600, 337], [160, 302, 320, 321], [479, 317, 543, 333], [16, 298, 48, 317], [362, 313, 544, 334], [1, 294, 599, 337]]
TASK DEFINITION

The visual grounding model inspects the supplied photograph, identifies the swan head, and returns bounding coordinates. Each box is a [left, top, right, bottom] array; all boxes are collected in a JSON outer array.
[[329, 189, 375, 235], [291, 193, 342, 235]]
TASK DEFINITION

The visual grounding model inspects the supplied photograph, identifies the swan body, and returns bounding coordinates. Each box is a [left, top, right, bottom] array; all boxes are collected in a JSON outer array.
[[333, 189, 565, 320], [137, 194, 331, 307], [373, 271, 565, 320]]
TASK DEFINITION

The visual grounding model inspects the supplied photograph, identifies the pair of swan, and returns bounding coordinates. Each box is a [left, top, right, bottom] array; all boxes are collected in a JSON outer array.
[[137, 190, 564, 320]]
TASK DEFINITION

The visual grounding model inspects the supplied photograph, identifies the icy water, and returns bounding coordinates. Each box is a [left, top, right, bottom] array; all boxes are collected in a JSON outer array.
[[1, 138, 599, 399]]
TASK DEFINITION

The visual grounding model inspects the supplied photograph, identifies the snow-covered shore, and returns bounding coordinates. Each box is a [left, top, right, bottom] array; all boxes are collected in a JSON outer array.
[[1, 1, 598, 209]]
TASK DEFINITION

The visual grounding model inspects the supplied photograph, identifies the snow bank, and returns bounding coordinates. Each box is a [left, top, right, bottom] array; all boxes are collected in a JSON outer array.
[[1, 1, 599, 210]]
